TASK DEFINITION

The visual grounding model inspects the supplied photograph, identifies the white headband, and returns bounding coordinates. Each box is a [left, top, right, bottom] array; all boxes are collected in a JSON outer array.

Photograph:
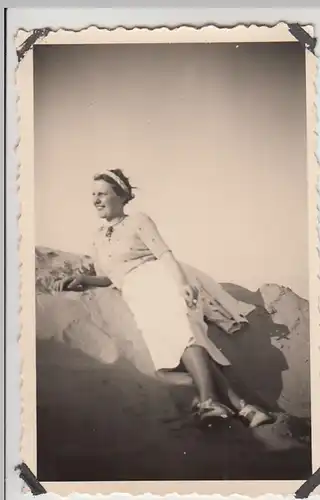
[[96, 170, 130, 194]]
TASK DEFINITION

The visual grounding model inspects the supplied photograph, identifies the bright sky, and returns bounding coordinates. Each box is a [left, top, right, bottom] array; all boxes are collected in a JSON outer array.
[[34, 42, 309, 298]]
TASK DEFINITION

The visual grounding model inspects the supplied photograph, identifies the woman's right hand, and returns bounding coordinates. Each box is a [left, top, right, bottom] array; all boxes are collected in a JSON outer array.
[[52, 275, 85, 292], [182, 283, 200, 309]]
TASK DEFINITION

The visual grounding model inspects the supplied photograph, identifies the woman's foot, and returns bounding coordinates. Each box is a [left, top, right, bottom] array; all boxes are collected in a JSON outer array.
[[192, 397, 235, 422], [238, 400, 274, 428]]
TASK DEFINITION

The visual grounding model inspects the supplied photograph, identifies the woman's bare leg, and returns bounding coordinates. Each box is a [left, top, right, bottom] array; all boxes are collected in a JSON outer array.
[[181, 345, 220, 403], [209, 360, 244, 411], [209, 360, 273, 427]]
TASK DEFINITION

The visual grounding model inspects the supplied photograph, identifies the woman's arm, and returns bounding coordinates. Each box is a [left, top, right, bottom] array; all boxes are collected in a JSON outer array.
[[136, 213, 198, 305], [82, 275, 112, 288], [160, 252, 199, 306], [136, 213, 189, 285], [52, 274, 112, 292], [158, 251, 189, 288]]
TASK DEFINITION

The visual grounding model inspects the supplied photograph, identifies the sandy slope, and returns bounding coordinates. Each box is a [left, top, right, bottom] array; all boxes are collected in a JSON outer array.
[[35, 247, 312, 482]]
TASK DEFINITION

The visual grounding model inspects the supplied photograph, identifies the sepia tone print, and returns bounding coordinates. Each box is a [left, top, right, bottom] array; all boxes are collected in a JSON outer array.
[[16, 24, 319, 496]]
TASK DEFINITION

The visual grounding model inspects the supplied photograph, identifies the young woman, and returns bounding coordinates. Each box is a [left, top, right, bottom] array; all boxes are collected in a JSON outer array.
[[53, 169, 273, 428]]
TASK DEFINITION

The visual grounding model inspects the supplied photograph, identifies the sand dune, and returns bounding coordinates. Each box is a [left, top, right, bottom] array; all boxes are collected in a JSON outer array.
[[35, 246, 311, 481]]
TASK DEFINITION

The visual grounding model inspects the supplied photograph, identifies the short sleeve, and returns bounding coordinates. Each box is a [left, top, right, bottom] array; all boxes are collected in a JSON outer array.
[[135, 213, 171, 259]]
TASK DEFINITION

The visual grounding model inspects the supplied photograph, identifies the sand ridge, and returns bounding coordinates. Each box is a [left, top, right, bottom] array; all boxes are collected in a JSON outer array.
[[35, 246, 311, 481]]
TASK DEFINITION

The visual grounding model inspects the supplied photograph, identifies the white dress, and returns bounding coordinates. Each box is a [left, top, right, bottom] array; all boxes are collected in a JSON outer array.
[[93, 213, 254, 371]]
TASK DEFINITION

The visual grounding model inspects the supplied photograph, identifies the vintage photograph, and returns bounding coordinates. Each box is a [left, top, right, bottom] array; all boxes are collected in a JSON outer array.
[[16, 25, 318, 496]]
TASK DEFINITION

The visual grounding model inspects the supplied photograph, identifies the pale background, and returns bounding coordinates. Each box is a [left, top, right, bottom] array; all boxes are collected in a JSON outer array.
[[34, 41, 308, 297]]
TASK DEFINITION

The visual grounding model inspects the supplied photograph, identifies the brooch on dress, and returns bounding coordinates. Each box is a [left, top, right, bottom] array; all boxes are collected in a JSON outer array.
[[105, 226, 114, 240], [104, 216, 126, 241]]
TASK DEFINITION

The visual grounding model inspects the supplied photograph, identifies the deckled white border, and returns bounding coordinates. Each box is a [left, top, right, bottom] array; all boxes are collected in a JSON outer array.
[[9, 17, 320, 499]]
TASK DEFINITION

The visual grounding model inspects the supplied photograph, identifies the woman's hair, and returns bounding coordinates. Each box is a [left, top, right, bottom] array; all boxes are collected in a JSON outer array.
[[93, 169, 135, 206]]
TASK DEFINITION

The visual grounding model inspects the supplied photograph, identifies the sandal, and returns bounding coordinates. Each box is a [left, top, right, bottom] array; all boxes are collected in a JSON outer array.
[[192, 397, 235, 422], [238, 400, 274, 428]]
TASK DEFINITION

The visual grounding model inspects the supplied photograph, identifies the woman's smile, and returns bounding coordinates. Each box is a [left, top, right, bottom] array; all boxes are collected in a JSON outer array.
[[95, 202, 107, 212], [92, 179, 126, 220]]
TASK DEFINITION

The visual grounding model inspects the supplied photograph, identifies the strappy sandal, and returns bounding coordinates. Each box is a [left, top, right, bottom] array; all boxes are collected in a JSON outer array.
[[238, 399, 274, 428], [192, 397, 235, 422]]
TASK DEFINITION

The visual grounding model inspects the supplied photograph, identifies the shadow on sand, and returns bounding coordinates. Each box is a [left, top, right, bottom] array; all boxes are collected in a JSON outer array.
[[160, 276, 289, 411], [36, 265, 311, 482], [37, 339, 311, 482]]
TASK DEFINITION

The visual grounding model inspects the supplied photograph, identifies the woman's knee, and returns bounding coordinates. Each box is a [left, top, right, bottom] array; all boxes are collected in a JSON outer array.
[[182, 345, 210, 367]]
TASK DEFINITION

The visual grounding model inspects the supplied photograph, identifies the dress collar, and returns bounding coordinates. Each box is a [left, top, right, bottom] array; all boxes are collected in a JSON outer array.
[[98, 215, 127, 233]]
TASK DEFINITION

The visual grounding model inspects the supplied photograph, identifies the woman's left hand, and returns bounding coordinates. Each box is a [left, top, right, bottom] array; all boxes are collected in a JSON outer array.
[[52, 274, 86, 292], [182, 284, 199, 309]]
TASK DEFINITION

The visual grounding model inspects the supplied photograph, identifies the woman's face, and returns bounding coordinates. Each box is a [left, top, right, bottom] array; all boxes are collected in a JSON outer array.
[[92, 179, 124, 219]]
